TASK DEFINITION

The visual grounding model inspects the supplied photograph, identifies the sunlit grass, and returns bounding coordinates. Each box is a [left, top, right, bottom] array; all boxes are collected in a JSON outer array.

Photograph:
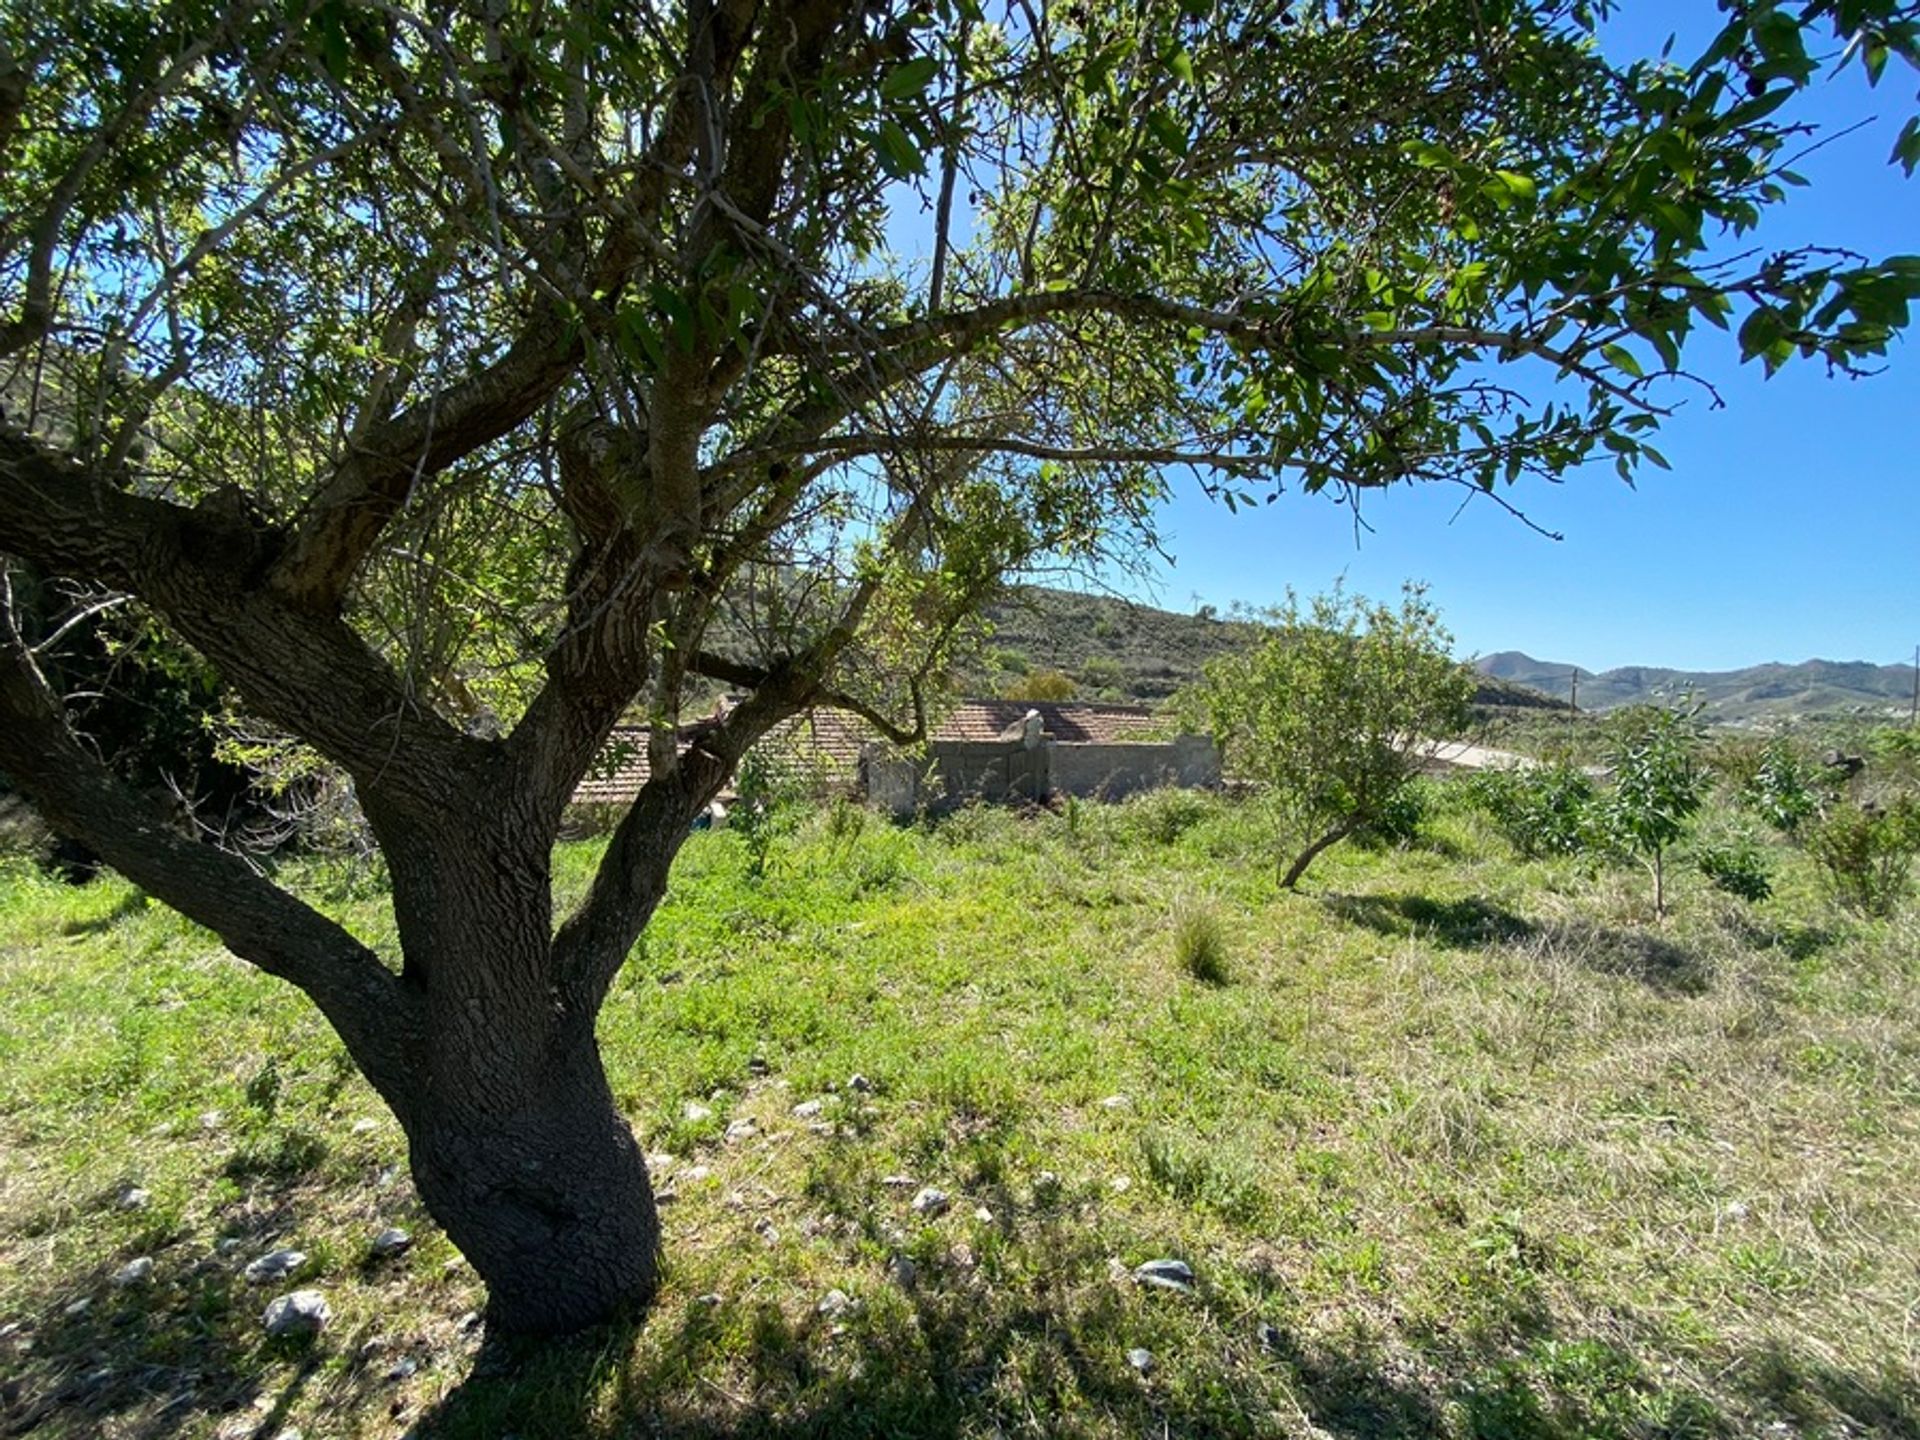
[[1, 788, 1916, 1438]]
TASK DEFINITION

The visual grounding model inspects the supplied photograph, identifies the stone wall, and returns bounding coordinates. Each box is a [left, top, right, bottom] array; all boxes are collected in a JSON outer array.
[[1048, 735, 1221, 801], [863, 735, 1220, 816]]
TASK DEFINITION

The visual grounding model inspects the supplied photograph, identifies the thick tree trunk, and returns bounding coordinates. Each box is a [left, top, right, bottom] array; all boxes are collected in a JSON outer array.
[[406, 1024, 660, 1335], [373, 797, 677, 1337]]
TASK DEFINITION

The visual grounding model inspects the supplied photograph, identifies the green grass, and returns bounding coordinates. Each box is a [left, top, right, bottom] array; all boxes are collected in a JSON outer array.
[[2, 787, 1917, 1438]]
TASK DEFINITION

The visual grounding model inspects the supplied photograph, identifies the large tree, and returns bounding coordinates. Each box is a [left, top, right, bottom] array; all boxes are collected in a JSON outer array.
[[1, 0, 1915, 1334]]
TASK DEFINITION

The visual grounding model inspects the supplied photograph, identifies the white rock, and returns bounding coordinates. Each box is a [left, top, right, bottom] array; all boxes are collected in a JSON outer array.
[[724, 1119, 758, 1144], [681, 1165, 714, 1184], [385, 1356, 418, 1381], [1128, 1347, 1155, 1374], [116, 1186, 151, 1212], [973, 1206, 994, 1224], [244, 1249, 307, 1285], [63, 1297, 92, 1318], [791, 1099, 824, 1119], [816, 1288, 853, 1317], [885, 1254, 917, 1288], [847, 1074, 873, 1093], [1100, 1094, 1131, 1110], [1133, 1258, 1196, 1293], [1109, 1176, 1132, 1193], [882, 1173, 918, 1189], [350, 1118, 380, 1136], [112, 1256, 155, 1287], [683, 1101, 714, 1123], [911, 1187, 950, 1217], [645, 1151, 676, 1172], [369, 1227, 412, 1257], [262, 1289, 330, 1339]]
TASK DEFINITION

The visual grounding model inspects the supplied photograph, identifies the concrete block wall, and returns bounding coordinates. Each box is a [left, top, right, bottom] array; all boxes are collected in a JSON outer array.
[[863, 735, 1220, 815]]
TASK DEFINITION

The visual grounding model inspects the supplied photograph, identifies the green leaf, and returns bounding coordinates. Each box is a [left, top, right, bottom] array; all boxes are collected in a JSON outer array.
[[881, 56, 940, 102], [1601, 342, 1645, 379], [1493, 169, 1537, 202], [873, 119, 925, 178], [1165, 48, 1196, 86]]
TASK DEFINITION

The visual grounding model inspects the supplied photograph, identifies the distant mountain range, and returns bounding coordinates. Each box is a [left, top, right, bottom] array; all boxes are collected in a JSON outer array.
[[1476, 651, 1920, 721], [976, 587, 1914, 722]]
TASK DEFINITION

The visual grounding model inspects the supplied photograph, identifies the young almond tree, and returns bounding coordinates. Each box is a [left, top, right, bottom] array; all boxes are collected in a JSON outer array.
[[1603, 699, 1707, 917], [1192, 585, 1474, 888], [2, 0, 1917, 1333]]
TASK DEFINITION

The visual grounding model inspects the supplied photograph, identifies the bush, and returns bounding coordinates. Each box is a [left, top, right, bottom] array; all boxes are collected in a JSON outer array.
[[1117, 786, 1215, 845], [1353, 779, 1429, 850], [1692, 831, 1774, 902], [1739, 737, 1822, 834], [1469, 763, 1597, 859], [1804, 796, 1920, 916], [1170, 895, 1230, 984]]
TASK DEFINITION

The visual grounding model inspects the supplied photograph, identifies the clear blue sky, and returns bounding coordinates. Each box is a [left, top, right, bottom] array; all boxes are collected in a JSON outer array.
[[1129, 4, 1920, 672]]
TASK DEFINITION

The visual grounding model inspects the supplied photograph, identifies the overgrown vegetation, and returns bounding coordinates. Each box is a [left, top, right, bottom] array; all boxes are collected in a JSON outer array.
[[1184, 585, 1476, 890], [3, 776, 1915, 1439]]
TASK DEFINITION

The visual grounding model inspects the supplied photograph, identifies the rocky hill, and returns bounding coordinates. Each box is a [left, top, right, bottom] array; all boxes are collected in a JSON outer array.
[[971, 587, 1564, 710]]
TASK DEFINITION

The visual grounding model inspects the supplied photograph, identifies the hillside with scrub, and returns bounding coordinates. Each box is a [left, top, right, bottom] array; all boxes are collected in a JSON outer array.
[[3, 717, 1917, 1439]]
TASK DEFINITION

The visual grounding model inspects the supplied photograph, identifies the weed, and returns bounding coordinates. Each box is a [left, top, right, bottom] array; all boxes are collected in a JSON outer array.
[[1170, 893, 1230, 983]]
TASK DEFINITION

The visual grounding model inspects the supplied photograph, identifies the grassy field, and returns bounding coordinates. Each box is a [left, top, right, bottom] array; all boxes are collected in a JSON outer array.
[[1, 786, 1916, 1439]]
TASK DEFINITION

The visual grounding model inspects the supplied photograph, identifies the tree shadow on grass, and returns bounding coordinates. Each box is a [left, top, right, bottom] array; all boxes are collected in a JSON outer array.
[[414, 1286, 1455, 1440], [0, 1151, 428, 1439], [1322, 892, 1536, 950], [1323, 892, 1715, 995], [411, 1284, 1920, 1440], [0, 1246, 322, 1439]]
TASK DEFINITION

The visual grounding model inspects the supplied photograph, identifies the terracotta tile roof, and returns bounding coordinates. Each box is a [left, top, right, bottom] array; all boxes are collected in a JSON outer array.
[[570, 699, 1172, 807], [930, 699, 1165, 745]]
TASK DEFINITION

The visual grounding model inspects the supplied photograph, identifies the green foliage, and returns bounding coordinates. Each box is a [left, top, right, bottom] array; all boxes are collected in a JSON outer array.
[[1804, 796, 1920, 916], [1169, 894, 1230, 984], [1189, 584, 1474, 888], [1114, 786, 1215, 846], [999, 668, 1076, 702], [732, 750, 805, 883], [1469, 762, 1600, 860], [1353, 777, 1431, 850], [1693, 830, 1776, 903], [1602, 700, 1707, 915], [1739, 737, 1824, 835]]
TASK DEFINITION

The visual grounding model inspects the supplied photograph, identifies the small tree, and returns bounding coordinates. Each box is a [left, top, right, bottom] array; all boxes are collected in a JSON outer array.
[[1602, 701, 1706, 917], [1191, 585, 1474, 889]]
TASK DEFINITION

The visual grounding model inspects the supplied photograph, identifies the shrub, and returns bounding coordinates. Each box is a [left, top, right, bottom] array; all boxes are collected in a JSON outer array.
[[1739, 737, 1822, 834], [1693, 831, 1774, 902], [1469, 763, 1597, 859], [1170, 895, 1230, 984], [1118, 786, 1215, 845], [1804, 796, 1920, 916], [1354, 779, 1429, 850]]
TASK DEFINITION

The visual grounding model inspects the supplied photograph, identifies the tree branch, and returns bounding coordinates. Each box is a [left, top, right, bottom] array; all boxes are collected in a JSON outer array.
[[0, 578, 423, 1109]]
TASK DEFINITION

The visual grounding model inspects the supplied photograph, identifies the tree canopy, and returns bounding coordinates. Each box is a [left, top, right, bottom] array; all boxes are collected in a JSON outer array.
[[1, 0, 1917, 1334]]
